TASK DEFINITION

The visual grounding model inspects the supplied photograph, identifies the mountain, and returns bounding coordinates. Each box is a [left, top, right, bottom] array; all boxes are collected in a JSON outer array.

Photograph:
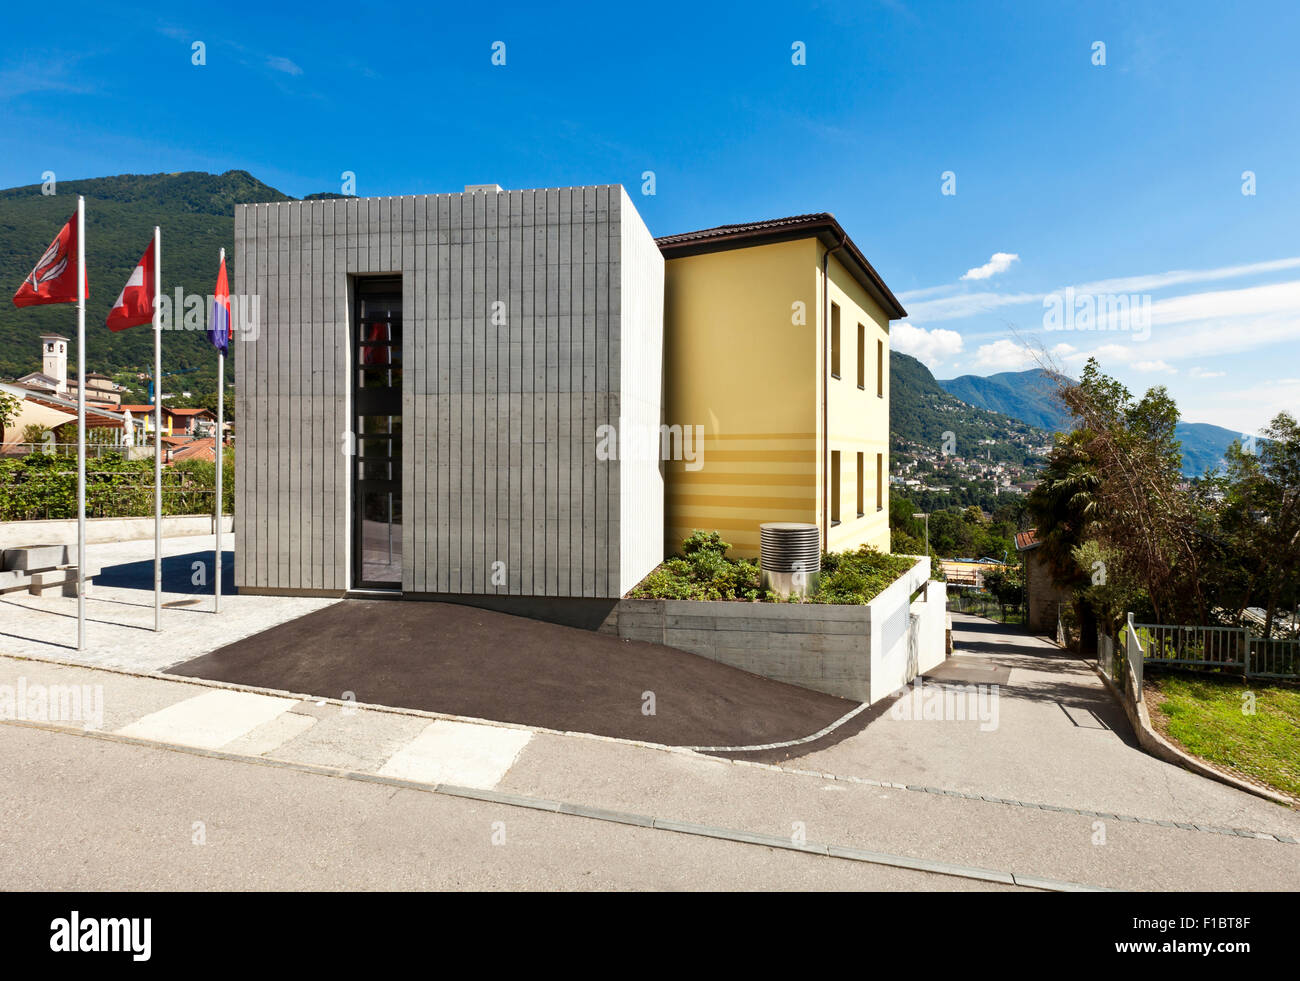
[[0, 170, 301, 407], [890, 351, 1050, 460], [938, 368, 1072, 431], [936, 366, 1250, 476], [1175, 421, 1253, 477]]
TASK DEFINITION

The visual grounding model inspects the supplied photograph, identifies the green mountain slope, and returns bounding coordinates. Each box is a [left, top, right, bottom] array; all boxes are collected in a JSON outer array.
[[938, 368, 1072, 431], [890, 351, 1050, 460], [0, 170, 294, 404], [936, 365, 1251, 476]]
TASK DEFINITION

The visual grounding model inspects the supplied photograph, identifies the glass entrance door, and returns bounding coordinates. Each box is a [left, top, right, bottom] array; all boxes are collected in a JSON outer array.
[[353, 278, 402, 589]]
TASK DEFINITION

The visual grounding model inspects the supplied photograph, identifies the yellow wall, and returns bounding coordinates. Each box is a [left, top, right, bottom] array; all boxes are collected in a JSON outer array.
[[663, 239, 819, 558], [663, 236, 892, 559], [820, 250, 892, 554]]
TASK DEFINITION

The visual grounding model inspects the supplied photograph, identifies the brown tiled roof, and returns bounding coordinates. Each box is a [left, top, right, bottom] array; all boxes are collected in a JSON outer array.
[[1014, 528, 1040, 551], [169, 437, 217, 462], [655, 213, 907, 320]]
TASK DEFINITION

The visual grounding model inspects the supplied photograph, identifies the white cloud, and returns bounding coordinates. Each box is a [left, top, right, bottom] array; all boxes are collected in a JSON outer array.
[[1072, 257, 1300, 296], [896, 283, 961, 303], [1188, 367, 1226, 379], [267, 56, 303, 75], [1132, 360, 1177, 373], [901, 290, 1039, 323], [1180, 377, 1300, 435], [892, 322, 964, 368], [961, 252, 1020, 281], [973, 339, 1038, 373]]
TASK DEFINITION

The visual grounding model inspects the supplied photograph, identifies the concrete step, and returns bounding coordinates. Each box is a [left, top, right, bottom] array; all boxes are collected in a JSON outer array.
[[28, 567, 96, 598], [3, 544, 71, 573], [0, 569, 32, 594]]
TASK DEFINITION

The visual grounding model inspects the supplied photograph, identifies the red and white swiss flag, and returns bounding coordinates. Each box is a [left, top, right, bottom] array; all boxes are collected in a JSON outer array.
[[106, 240, 156, 332]]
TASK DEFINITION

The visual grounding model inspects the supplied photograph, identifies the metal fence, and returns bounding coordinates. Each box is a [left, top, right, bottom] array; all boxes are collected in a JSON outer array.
[[1134, 622, 1246, 671], [948, 586, 1026, 625], [1, 442, 149, 459], [1125, 615, 1144, 697], [1248, 637, 1300, 680], [1131, 616, 1300, 681]]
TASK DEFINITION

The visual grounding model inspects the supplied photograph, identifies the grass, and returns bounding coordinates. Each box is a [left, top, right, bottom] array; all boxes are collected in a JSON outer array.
[[1145, 671, 1300, 800], [628, 530, 917, 605]]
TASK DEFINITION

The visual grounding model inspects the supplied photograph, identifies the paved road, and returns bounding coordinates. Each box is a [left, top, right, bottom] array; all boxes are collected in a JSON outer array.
[[774, 613, 1300, 832], [1, 627, 1297, 889], [0, 725, 1013, 891]]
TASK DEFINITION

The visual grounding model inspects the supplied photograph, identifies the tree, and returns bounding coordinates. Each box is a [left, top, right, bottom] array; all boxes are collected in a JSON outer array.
[[0, 389, 21, 437], [1053, 359, 1206, 624], [1208, 413, 1300, 636]]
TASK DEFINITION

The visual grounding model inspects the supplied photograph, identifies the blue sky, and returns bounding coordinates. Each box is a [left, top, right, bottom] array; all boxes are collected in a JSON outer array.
[[2, 0, 1297, 433]]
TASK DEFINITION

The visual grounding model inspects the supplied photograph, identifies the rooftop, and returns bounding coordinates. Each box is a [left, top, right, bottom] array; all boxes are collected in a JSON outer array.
[[655, 213, 907, 320]]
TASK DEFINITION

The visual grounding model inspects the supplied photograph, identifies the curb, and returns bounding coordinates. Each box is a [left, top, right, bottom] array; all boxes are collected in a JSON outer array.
[[1090, 661, 1295, 808]]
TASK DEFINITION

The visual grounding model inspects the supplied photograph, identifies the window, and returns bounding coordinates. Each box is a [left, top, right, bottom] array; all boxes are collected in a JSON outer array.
[[856, 452, 865, 517], [856, 323, 865, 388], [876, 453, 884, 511], [877, 339, 884, 397], [831, 451, 841, 525], [830, 303, 841, 378]]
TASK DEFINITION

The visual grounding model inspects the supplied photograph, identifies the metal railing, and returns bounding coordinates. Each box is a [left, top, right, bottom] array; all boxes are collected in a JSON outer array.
[[1130, 615, 1300, 681], [1, 441, 151, 459], [1125, 614, 1144, 698], [1134, 622, 1247, 671], [1248, 637, 1300, 680], [948, 586, 1026, 625]]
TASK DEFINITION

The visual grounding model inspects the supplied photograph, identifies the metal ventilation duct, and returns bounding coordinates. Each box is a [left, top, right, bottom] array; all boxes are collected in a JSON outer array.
[[759, 522, 821, 598]]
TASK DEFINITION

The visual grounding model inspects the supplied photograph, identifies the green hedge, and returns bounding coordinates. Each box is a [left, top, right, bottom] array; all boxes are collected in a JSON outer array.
[[0, 452, 233, 521]]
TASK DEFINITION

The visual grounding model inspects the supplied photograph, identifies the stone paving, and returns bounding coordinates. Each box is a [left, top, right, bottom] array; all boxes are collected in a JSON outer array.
[[0, 534, 336, 672]]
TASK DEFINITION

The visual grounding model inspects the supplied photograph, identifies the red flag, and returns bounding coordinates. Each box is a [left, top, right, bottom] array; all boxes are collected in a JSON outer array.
[[12, 210, 86, 307], [106, 240, 156, 332]]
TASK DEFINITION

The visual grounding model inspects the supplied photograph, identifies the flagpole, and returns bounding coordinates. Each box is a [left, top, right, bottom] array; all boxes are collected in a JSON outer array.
[[214, 247, 224, 614], [75, 196, 86, 651], [153, 225, 162, 632]]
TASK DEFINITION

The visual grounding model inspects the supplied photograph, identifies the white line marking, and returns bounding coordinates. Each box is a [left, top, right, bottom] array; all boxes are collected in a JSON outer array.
[[116, 690, 296, 750], [378, 720, 533, 789], [682, 701, 870, 753]]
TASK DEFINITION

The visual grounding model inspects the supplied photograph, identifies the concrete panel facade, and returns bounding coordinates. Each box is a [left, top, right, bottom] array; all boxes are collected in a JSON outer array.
[[234, 186, 664, 599]]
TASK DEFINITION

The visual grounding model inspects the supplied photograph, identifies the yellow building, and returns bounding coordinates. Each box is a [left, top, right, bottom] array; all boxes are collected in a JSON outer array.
[[657, 214, 907, 559]]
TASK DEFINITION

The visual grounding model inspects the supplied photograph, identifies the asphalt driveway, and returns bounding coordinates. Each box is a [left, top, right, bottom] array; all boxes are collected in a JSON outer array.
[[167, 599, 870, 752]]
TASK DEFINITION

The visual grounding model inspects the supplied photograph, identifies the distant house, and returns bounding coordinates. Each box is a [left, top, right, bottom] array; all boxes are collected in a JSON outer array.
[[1015, 528, 1071, 634], [116, 405, 214, 438], [0, 381, 141, 452]]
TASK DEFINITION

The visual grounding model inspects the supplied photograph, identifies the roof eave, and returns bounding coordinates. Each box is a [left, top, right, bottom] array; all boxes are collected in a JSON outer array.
[[657, 217, 907, 321]]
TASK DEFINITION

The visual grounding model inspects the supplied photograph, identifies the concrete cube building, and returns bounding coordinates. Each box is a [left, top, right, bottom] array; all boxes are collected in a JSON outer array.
[[233, 185, 664, 600]]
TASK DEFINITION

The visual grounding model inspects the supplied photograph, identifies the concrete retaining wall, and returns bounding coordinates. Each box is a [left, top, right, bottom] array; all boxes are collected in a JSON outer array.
[[599, 557, 947, 703], [0, 514, 233, 550]]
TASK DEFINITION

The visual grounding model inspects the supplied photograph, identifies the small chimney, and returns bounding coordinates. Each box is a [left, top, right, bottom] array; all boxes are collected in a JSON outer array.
[[464, 184, 503, 194]]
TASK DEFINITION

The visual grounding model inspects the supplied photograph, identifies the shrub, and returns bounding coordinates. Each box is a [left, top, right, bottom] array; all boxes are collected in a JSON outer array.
[[628, 533, 915, 605], [813, 546, 916, 605]]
